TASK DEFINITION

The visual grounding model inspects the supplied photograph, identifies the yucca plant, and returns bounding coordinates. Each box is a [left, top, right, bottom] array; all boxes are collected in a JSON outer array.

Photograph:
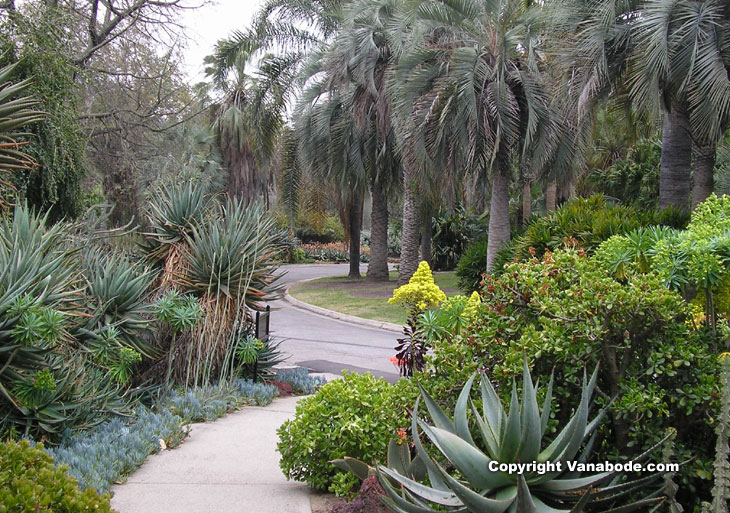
[[378, 360, 674, 512], [142, 181, 212, 289], [79, 252, 158, 359], [174, 198, 284, 386]]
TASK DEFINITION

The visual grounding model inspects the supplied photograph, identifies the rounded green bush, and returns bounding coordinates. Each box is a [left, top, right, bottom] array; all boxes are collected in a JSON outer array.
[[0, 439, 114, 513], [276, 371, 417, 495]]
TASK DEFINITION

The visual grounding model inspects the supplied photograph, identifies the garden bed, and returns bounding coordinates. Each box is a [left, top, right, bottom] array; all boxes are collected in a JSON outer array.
[[288, 271, 460, 325]]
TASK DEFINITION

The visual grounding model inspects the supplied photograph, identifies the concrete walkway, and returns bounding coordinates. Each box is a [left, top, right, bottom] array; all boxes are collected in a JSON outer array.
[[111, 396, 311, 513]]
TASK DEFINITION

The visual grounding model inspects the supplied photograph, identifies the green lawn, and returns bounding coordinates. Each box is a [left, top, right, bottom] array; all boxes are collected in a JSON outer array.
[[288, 271, 461, 325]]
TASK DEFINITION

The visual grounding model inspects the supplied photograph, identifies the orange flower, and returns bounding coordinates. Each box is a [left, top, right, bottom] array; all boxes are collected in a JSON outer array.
[[396, 428, 407, 440]]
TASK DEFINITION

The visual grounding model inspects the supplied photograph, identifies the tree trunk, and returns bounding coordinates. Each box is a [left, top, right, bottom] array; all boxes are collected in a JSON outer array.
[[421, 212, 433, 268], [659, 105, 692, 211], [522, 181, 531, 226], [398, 164, 420, 285], [692, 142, 715, 209], [487, 166, 511, 271], [367, 178, 390, 282], [348, 191, 362, 279], [545, 180, 557, 212]]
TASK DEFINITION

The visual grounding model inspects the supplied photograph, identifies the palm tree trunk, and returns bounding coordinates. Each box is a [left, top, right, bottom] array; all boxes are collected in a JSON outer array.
[[398, 164, 420, 285], [348, 191, 362, 279], [366, 178, 389, 282], [692, 142, 715, 209], [421, 212, 432, 268], [545, 180, 557, 212], [487, 166, 511, 271], [659, 105, 692, 211], [522, 181, 531, 226]]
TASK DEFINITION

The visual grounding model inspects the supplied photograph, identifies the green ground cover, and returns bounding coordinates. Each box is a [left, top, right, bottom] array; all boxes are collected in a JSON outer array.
[[288, 271, 460, 325]]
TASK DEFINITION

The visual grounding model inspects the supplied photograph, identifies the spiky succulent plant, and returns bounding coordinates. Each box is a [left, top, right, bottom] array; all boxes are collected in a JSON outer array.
[[378, 360, 673, 513], [142, 181, 212, 266]]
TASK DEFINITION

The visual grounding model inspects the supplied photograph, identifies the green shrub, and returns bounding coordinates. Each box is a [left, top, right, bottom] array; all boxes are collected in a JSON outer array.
[[430, 207, 487, 271], [428, 249, 718, 507], [0, 439, 114, 513], [585, 138, 661, 210], [456, 195, 689, 292], [277, 371, 417, 495]]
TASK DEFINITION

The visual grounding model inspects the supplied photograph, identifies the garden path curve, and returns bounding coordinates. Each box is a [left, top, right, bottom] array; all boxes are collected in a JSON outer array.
[[270, 264, 401, 383], [111, 396, 311, 513]]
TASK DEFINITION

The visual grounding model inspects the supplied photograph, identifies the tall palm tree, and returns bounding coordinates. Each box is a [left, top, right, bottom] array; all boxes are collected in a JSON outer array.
[[295, 75, 369, 279], [631, 0, 730, 209], [319, 0, 404, 282], [393, 0, 559, 270]]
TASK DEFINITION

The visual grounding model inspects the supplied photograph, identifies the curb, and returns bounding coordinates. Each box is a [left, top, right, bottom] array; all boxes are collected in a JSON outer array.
[[283, 277, 403, 333]]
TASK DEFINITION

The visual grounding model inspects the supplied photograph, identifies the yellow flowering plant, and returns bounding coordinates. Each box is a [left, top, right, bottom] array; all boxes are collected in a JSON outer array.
[[388, 261, 446, 314], [388, 262, 446, 377]]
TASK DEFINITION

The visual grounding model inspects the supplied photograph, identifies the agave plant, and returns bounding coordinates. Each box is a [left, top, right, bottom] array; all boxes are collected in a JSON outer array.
[[378, 360, 674, 512], [79, 252, 158, 359], [142, 181, 212, 289], [0, 61, 44, 211], [170, 198, 284, 386]]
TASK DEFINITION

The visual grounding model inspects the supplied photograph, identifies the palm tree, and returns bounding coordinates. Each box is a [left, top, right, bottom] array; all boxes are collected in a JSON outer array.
[[631, 0, 730, 209], [317, 0, 403, 282], [393, 0, 559, 270], [295, 76, 369, 279]]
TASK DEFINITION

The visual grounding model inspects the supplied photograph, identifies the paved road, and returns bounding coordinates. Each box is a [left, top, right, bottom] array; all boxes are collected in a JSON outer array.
[[268, 264, 401, 382]]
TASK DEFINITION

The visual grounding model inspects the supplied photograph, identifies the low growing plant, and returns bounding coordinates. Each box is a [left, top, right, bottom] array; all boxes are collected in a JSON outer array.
[[275, 367, 326, 395], [1, 439, 114, 512]]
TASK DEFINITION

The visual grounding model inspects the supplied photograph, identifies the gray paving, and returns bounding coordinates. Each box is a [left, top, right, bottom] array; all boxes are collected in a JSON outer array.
[[270, 264, 402, 380], [111, 396, 311, 513]]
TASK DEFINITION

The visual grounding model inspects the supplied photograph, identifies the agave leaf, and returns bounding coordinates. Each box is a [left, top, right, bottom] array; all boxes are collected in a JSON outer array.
[[419, 421, 511, 490], [388, 438, 410, 476], [379, 477, 450, 513], [568, 488, 593, 513], [331, 457, 370, 481], [411, 398, 449, 492], [455, 373, 476, 445], [519, 357, 541, 462], [515, 473, 536, 513], [472, 402, 500, 459], [379, 466, 463, 507], [539, 472, 613, 492], [419, 383, 456, 434], [407, 454, 427, 482], [436, 463, 515, 513], [481, 375, 505, 440], [540, 372, 554, 438], [499, 383, 522, 461]]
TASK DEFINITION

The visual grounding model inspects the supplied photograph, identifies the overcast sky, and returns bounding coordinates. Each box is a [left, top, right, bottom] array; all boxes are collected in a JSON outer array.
[[181, 0, 265, 82]]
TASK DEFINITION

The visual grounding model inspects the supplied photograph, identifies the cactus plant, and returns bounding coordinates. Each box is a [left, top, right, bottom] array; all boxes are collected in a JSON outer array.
[[378, 359, 674, 512]]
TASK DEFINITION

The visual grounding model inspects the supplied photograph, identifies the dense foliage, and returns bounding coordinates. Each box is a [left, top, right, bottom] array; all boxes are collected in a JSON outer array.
[[277, 372, 417, 496], [456, 195, 689, 292], [430, 249, 718, 506], [0, 439, 113, 513]]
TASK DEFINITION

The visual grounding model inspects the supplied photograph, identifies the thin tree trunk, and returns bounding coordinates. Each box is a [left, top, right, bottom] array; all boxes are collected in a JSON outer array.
[[522, 181, 531, 226], [367, 178, 390, 282], [545, 180, 557, 212], [659, 104, 692, 211], [398, 164, 420, 285], [421, 212, 433, 269], [348, 191, 362, 279], [692, 142, 715, 209], [487, 166, 511, 271]]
